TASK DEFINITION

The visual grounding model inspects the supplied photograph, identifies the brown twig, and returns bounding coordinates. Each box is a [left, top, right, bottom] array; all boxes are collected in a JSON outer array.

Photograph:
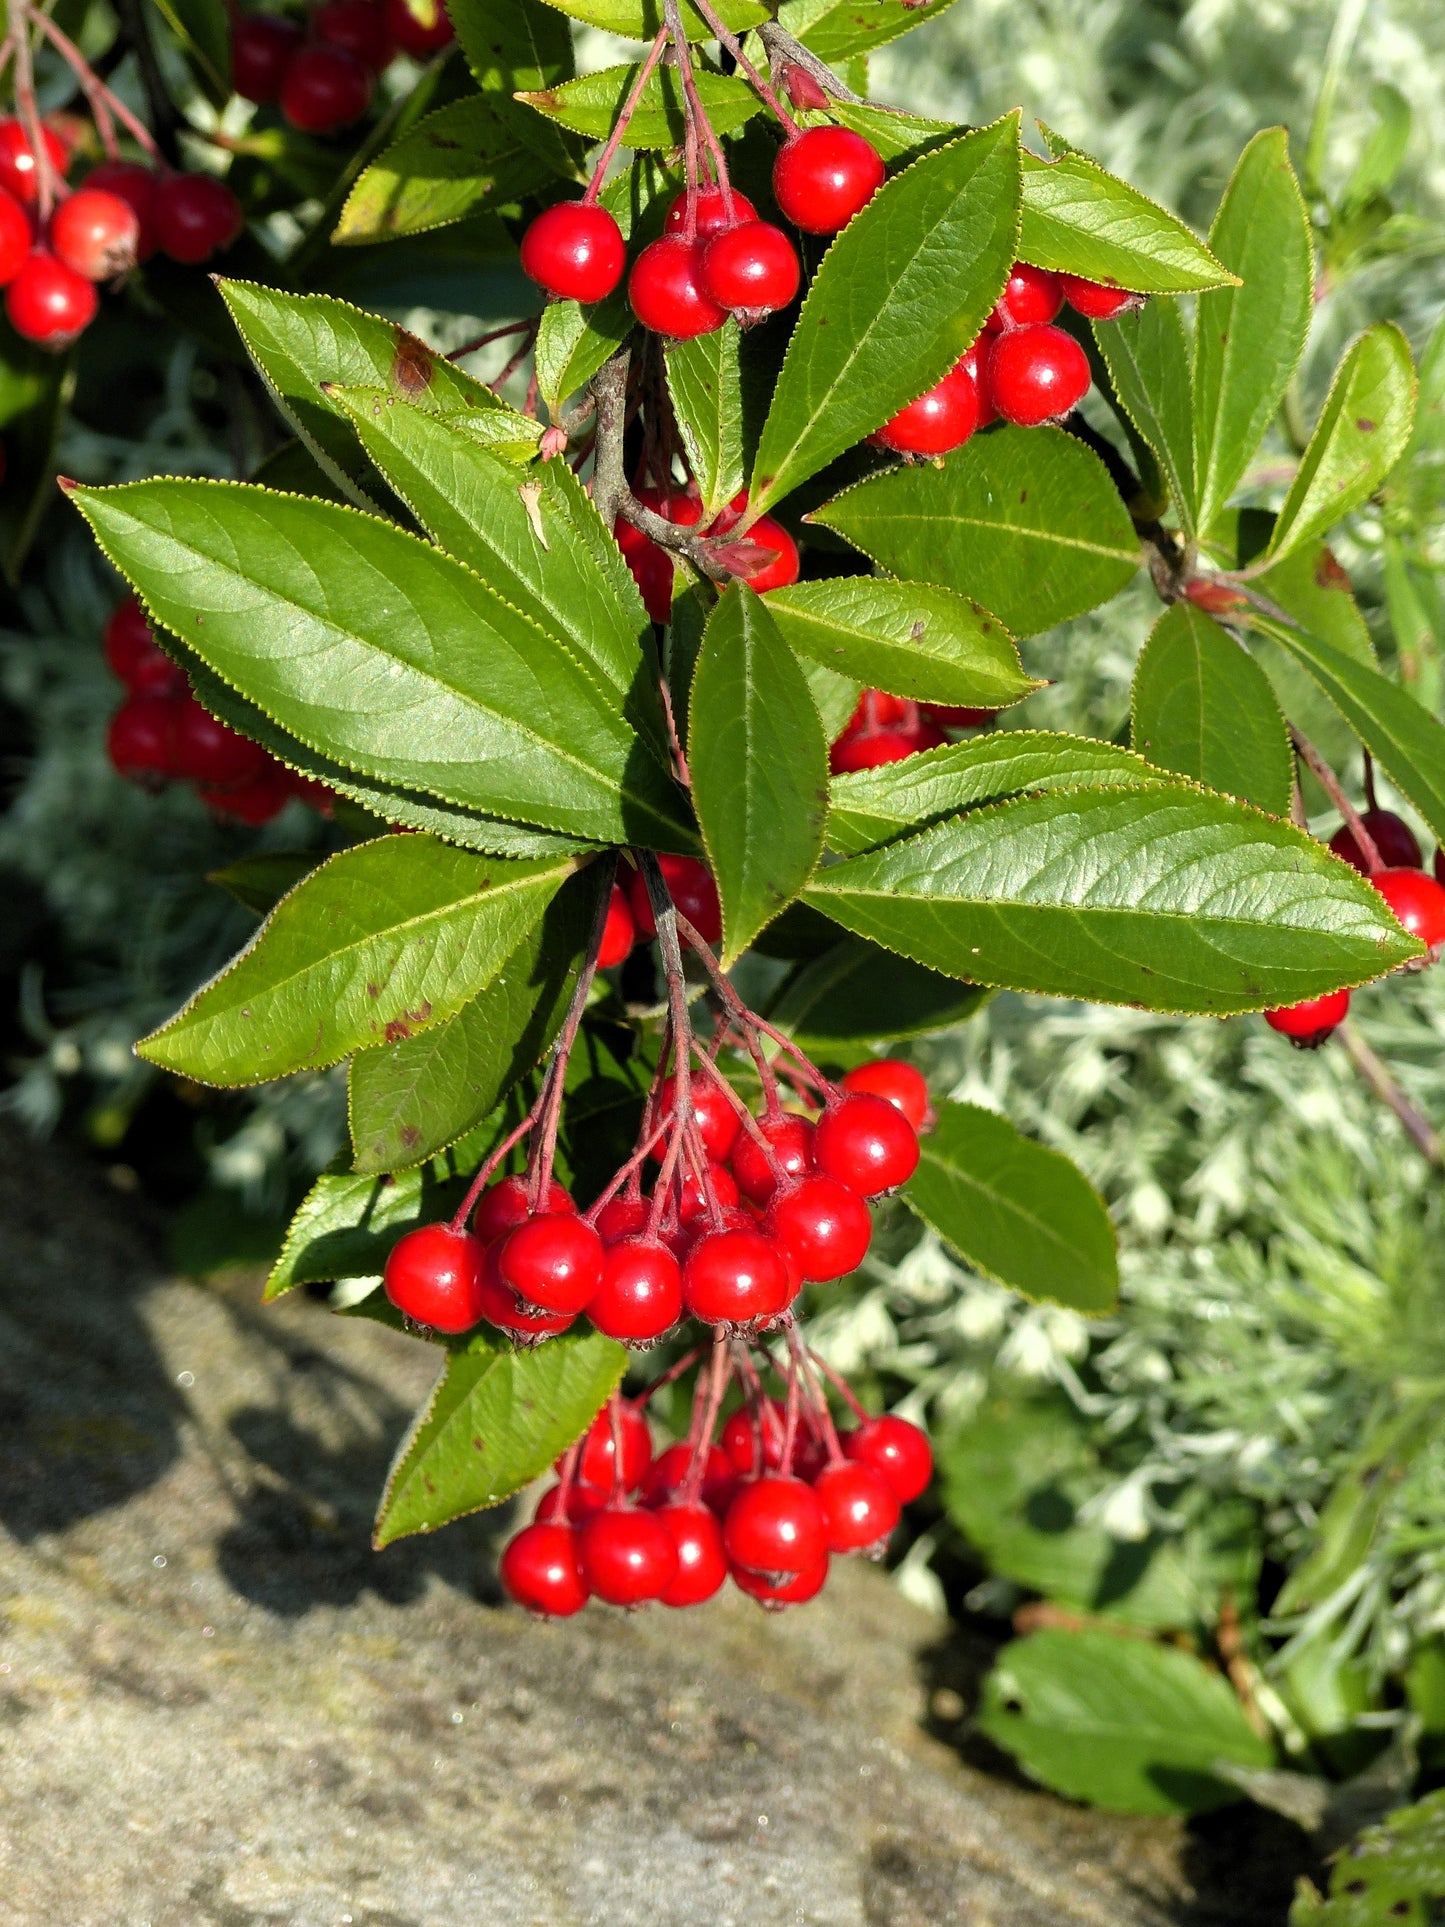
[[30, 4, 160, 161], [757, 21, 865, 105], [1337, 1021, 1442, 1166], [1288, 726, 1383, 872]]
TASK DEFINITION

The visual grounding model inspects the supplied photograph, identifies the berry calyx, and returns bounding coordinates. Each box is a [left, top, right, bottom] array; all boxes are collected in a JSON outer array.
[[628, 235, 727, 339], [472, 1174, 576, 1244], [841, 1413, 933, 1502], [730, 1112, 814, 1205], [664, 186, 757, 238], [382, 1222, 486, 1333], [1060, 273, 1143, 320], [1264, 989, 1350, 1047], [0, 121, 68, 207], [627, 854, 722, 947], [1371, 867, 1445, 958], [772, 126, 884, 235], [840, 1058, 931, 1132], [565, 1400, 653, 1493], [153, 173, 243, 264], [1329, 808, 1422, 875], [596, 882, 636, 967], [386, 0, 454, 58], [732, 1556, 829, 1608], [104, 597, 184, 695], [500, 1521, 589, 1616], [701, 220, 800, 318], [107, 695, 178, 786], [988, 323, 1091, 426], [588, 1237, 683, 1344], [723, 1473, 828, 1575], [813, 1092, 919, 1196], [85, 162, 158, 261], [872, 365, 978, 456], [497, 1210, 605, 1315], [577, 1505, 678, 1606], [660, 1064, 741, 1160], [0, 186, 29, 286], [990, 261, 1063, 329], [682, 1226, 790, 1326], [520, 200, 625, 304], [765, 1175, 872, 1282], [171, 696, 269, 787], [813, 1460, 901, 1554], [707, 491, 801, 593], [654, 1501, 729, 1607], [230, 13, 305, 102], [50, 187, 141, 281], [314, 0, 395, 72], [280, 42, 374, 133], [5, 251, 97, 346]]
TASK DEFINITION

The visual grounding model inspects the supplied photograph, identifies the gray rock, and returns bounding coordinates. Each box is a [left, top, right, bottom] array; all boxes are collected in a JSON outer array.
[[0, 1129, 1293, 1925]]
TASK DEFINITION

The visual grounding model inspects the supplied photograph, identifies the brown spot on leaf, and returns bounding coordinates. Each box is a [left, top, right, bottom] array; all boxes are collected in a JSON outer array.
[[1019, 489, 1028, 504], [400, 1125, 421, 1148], [392, 331, 434, 395], [367, 982, 380, 998], [383, 1001, 434, 1044], [1355, 416, 1377, 433], [1313, 548, 1350, 591]]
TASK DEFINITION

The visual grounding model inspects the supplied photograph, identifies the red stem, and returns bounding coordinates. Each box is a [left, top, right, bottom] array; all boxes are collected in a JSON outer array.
[[583, 26, 670, 204], [686, 0, 800, 135]]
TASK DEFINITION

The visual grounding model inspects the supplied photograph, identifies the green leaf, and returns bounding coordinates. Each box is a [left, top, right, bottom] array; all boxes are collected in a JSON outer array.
[[374, 1325, 626, 1545], [1193, 130, 1313, 534], [208, 850, 317, 916], [827, 730, 1181, 855], [1018, 150, 1235, 293], [533, 0, 765, 41], [451, 0, 574, 93], [1266, 324, 1416, 563], [348, 872, 595, 1172], [217, 281, 538, 509], [1246, 613, 1445, 845], [336, 97, 577, 245], [1091, 297, 1197, 534], [69, 479, 694, 848], [1291, 1787, 1445, 1926], [266, 1158, 469, 1300], [767, 936, 988, 1047], [0, 333, 74, 585], [691, 586, 829, 963], [1130, 603, 1292, 813], [137, 836, 576, 1086], [906, 1101, 1117, 1312], [812, 426, 1140, 639], [805, 786, 1422, 1012], [150, 0, 229, 101], [763, 577, 1036, 709], [800, 657, 861, 744], [977, 1629, 1272, 1814], [749, 115, 1021, 515], [772, 0, 959, 62], [518, 63, 758, 146], [666, 320, 745, 518]]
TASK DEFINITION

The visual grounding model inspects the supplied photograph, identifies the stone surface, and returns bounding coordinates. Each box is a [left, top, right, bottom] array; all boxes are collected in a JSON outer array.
[[0, 1127, 1298, 1925]]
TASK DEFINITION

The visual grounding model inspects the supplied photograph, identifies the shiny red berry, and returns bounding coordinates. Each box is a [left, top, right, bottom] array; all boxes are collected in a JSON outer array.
[[720, 1399, 785, 1478], [0, 121, 67, 207], [314, 0, 394, 72], [732, 1555, 828, 1607], [592, 1192, 649, 1245], [701, 220, 800, 316], [385, 0, 453, 57], [107, 695, 178, 785], [730, 1112, 814, 1206], [153, 173, 243, 264], [724, 1474, 827, 1575], [471, 1173, 575, 1244], [280, 42, 373, 132], [956, 338, 998, 427], [813, 1460, 900, 1554], [682, 1226, 790, 1325], [772, 126, 883, 234], [719, 514, 800, 594], [476, 1243, 576, 1337], [201, 765, 292, 824], [845, 689, 909, 733], [578, 1505, 678, 1605], [500, 1521, 589, 1616], [841, 1058, 930, 1132], [842, 1413, 932, 1502], [50, 187, 140, 281], [563, 1400, 652, 1493], [1060, 273, 1142, 320], [989, 323, 1091, 426], [991, 261, 1063, 329], [85, 162, 158, 261], [829, 727, 924, 775], [1329, 808, 1422, 875], [614, 485, 703, 622], [103, 597, 182, 695], [660, 1065, 741, 1161], [629, 235, 726, 339], [627, 853, 722, 947], [765, 1175, 872, 1282], [171, 696, 268, 787], [872, 365, 978, 456], [587, 1237, 682, 1344], [6, 251, 96, 346], [521, 200, 625, 303], [382, 1221, 486, 1332], [0, 186, 28, 286], [231, 13, 305, 101], [664, 186, 757, 239], [677, 1161, 741, 1229], [654, 1502, 728, 1607], [1371, 867, 1445, 956], [924, 703, 994, 730], [642, 1442, 736, 1514], [533, 1480, 608, 1525], [814, 1092, 919, 1196], [596, 882, 636, 967], [497, 1210, 604, 1315], [1264, 989, 1350, 1046]]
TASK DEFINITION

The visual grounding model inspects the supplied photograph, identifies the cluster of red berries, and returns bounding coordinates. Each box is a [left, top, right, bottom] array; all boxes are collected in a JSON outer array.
[[500, 1385, 932, 1616], [614, 481, 798, 624], [0, 121, 241, 348], [830, 688, 995, 775], [103, 597, 330, 823], [231, 0, 453, 134], [1264, 806, 1445, 1045]]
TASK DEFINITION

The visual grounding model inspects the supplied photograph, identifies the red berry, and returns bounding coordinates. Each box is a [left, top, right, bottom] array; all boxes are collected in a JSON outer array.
[[765, 1175, 872, 1282], [587, 1237, 682, 1344], [200, 764, 293, 824], [385, 0, 453, 57], [872, 365, 978, 456], [476, 1243, 576, 1337], [924, 703, 994, 730], [724, 1474, 827, 1575], [990, 261, 1063, 330], [641, 1442, 736, 1514], [1371, 867, 1445, 956], [153, 173, 243, 264], [520, 200, 625, 304], [1264, 989, 1350, 1046], [534, 1480, 608, 1525], [701, 220, 800, 317], [627, 853, 722, 947], [957, 338, 998, 427], [841, 1413, 932, 1502], [732, 1555, 828, 1608], [813, 1092, 919, 1196], [829, 726, 924, 775], [0, 186, 28, 286], [654, 1501, 728, 1606], [85, 163, 158, 261], [772, 126, 883, 235], [677, 1160, 741, 1229], [629, 235, 726, 340], [597, 882, 636, 967], [382, 1221, 486, 1333], [5, 251, 96, 346], [577, 1505, 678, 1605], [314, 0, 394, 72], [497, 1210, 604, 1315], [103, 597, 181, 694], [500, 1521, 589, 1616], [1060, 273, 1142, 320], [1329, 808, 1422, 875], [812, 1460, 900, 1554], [50, 187, 140, 281], [720, 514, 800, 594], [0, 121, 67, 207], [989, 323, 1091, 426], [231, 13, 305, 102], [280, 42, 373, 132], [107, 695, 178, 785], [660, 1065, 740, 1161], [170, 695, 268, 787], [718, 1401, 824, 1482], [563, 1400, 652, 1493], [845, 690, 909, 733], [730, 1112, 814, 1206], [664, 186, 757, 239], [613, 486, 703, 623], [840, 1058, 930, 1132], [682, 1226, 790, 1325], [592, 1192, 649, 1245], [471, 1173, 575, 1244], [1436, 847, 1444, 888]]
